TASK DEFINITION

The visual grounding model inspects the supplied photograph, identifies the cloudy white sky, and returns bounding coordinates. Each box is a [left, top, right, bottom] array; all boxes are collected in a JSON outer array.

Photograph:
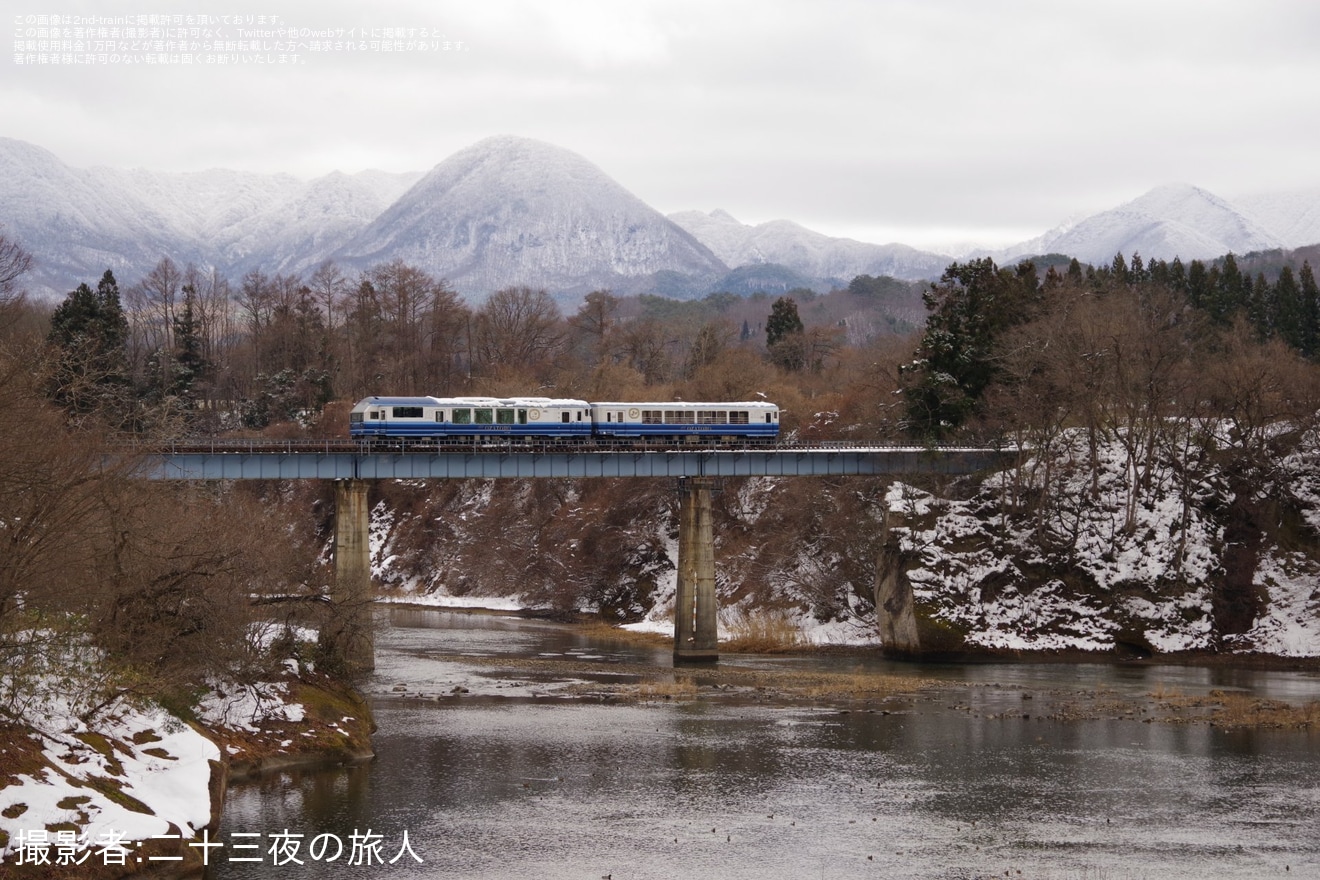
[[8, 0, 1320, 251]]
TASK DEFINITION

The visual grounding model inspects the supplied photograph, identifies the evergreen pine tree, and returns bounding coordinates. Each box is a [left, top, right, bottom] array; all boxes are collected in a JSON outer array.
[[1299, 261, 1320, 357], [901, 258, 1041, 439], [1248, 272, 1274, 340], [1186, 260, 1211, 309], [47, 272, 130, 416], [1275, 266, 1303, 351], [1168, 256, 1186, 291], [1066, 258, 1083, 284], [172, 284, 208, 400], [765, 296, 804, 348], [1129, 252, 1146, 283], [765, 296, 807, 370], [1210, 253, 1246, 323], [1111, 252, 1130, 283]]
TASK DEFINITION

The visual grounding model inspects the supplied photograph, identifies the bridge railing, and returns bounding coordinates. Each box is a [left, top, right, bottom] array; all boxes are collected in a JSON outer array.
[[113, 437, 1017, 456]]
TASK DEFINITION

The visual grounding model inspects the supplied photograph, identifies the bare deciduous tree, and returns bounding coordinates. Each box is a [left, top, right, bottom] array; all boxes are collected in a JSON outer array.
[[0, 231, 32, 316], [473, 286, 564, 375]]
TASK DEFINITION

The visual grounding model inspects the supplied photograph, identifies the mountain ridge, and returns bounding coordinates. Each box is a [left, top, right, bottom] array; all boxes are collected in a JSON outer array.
[[2, 135, 1318, 301]]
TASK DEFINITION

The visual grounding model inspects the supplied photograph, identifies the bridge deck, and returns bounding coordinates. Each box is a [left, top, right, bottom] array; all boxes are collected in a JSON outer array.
[[122, 441, 1014, 480]]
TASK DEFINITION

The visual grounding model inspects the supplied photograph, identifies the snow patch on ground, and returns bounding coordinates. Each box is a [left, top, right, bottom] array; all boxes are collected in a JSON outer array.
[[0, 698, 219, 861], [377, 593, 527, 612], [1236, 551, 1320, 656], [195, 681, 305, 731]]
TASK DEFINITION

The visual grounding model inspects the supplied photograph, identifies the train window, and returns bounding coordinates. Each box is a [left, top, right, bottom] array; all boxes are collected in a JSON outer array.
[[665, 410, 695, 425], [729, 411, 749, 425], [393, 406, 424, 418], [435, 411, 445, 422], [642, 410, 663, 425], [496, 408, 515, 425], [698, 411, 727, 425], [605, 412, 612, 422], [518, 409, 528, 424], [350, 413, 363, 423], [561, 412, 570, 423], [370, 410, 382, 420], [765, 413, 772, 423], [452, 408, 471, 424], [475, 408, 494, 424]]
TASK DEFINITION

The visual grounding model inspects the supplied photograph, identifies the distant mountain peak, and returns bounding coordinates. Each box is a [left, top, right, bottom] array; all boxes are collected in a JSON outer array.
[[1002, 183, 1289, 265], [668, 210, 949, 283], [335, 135, 727, 297]]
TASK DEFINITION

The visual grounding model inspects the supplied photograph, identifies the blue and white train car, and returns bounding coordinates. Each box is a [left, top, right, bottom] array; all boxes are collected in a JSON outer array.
[[590, 401, 780, 443], [350, 396, 593, 441]]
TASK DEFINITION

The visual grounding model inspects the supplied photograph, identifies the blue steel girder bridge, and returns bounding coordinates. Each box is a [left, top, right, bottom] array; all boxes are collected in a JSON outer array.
[[128, 439, 1013, 669]]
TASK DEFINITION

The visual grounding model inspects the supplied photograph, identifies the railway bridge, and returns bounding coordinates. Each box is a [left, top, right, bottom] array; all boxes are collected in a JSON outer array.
[[130, 439, 1012, 670]]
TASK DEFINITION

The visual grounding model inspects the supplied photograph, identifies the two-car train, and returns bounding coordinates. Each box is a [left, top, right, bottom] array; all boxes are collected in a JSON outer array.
[[349, 396, 780, 446]]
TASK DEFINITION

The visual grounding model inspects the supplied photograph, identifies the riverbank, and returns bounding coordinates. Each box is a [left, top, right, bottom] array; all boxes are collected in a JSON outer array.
[[0, 672, 373, 877]]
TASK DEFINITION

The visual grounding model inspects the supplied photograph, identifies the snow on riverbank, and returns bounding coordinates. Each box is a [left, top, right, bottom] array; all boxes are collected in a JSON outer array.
[[885, 429, 1320, 656], [377, 592, 527, 612], [0, 697, 219, 865]]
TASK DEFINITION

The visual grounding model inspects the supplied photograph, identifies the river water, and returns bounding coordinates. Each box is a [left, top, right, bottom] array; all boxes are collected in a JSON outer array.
[[210, 608, 1320, 879]]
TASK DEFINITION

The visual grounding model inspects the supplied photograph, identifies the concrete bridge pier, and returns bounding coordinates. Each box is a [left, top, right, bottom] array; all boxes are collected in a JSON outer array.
[[328, 478, 375, 674], [674, 477, 719, 664]]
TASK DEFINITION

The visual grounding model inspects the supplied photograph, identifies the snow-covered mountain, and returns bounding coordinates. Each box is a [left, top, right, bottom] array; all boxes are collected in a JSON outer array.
[[0, 135, 724, 301], [333, 136, 727, 297], [999, 184, 1291, 265], [0, 138, 188, 288], [4, 132, 1320, 303], [1235, 187, 1320, 251], [0, 136, 420, 297], [668, 209, 950, 284]]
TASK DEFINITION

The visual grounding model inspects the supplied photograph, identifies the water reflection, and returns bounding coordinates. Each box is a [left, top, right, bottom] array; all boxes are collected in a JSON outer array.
[[210, 608, 1320, 880]]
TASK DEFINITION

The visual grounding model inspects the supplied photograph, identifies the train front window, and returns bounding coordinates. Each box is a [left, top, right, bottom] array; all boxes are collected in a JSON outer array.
[[350, 413, 363, 423], [475, 408, 494, 424], [452, 408, 471, 424]]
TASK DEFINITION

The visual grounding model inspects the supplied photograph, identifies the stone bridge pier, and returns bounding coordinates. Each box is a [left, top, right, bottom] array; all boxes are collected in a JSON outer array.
[[674, 477, 719, 663], [327, 479, 375, 674]]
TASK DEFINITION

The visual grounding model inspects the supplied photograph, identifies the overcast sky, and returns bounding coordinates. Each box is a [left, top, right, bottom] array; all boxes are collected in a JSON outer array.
[[8, 0, 1320, 250]]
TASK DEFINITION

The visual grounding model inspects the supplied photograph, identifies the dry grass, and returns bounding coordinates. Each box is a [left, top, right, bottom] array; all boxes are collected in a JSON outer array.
[[1152, 688, 1320, 728], [720, 610, 806, 653], [576, 619, 670, 646], [1146, 682, 1183, 701]]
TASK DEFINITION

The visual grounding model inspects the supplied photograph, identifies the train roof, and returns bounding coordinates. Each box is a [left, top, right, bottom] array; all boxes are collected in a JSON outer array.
[[352, 396, 437, 407], [352, 396, 588, 408], [591, 401, 778, 409]]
